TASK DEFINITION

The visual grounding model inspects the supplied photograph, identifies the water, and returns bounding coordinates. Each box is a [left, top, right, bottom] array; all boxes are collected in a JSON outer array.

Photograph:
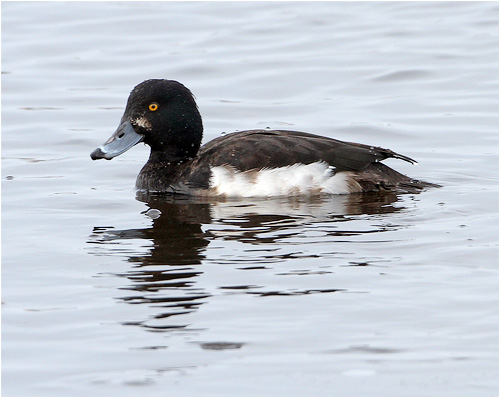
[[2, 2, 498, 396]]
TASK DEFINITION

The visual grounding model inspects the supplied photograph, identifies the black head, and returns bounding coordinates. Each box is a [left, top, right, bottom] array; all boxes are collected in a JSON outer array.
[[91, 79, 203, 162]]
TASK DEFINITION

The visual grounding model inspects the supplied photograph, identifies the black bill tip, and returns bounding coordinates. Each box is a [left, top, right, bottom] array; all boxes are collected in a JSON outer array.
[[90, 147, 108, 160]]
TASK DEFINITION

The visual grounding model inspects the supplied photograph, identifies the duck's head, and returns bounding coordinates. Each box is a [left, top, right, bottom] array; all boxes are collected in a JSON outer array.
[[91, 79, 203, 162]]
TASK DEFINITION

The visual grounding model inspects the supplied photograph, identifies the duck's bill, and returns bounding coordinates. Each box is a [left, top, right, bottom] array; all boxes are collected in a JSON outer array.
[[90, 120, 144, 160]]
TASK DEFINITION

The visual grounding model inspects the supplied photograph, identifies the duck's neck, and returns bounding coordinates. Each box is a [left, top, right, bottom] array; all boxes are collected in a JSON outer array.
[[135, 150, 194, 193], [148, 149, 192, 165]]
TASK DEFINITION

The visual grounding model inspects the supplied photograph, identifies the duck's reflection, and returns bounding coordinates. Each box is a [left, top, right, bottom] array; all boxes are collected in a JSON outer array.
[[88, 191, 407, 332]]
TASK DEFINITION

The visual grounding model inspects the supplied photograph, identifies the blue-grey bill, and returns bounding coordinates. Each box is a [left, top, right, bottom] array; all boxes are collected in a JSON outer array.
[[90, 120, 144, 160]]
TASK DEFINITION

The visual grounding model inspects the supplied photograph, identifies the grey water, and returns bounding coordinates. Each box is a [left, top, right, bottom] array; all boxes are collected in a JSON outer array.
[[2, 2, 498, 396]]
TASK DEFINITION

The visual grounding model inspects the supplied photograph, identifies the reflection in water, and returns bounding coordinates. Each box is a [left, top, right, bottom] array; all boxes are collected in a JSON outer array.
[[89, 200, 213, 332], [88, 192, 409, 332]]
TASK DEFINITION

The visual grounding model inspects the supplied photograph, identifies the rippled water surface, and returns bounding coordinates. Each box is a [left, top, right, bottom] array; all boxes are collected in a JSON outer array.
[[2, 2, 498, 397]]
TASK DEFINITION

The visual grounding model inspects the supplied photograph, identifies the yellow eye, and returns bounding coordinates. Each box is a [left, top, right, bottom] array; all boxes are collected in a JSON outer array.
[[148, 103, 159, 111]]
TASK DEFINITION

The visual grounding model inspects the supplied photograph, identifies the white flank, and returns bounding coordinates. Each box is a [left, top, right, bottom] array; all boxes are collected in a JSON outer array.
[[210, 161, 359, 197]]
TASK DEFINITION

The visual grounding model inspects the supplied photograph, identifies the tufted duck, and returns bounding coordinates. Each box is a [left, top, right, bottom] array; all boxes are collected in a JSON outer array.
[[90, 79, 435, 196]]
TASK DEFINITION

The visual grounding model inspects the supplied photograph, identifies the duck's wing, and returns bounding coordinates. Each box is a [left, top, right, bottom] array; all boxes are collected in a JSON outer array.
[[195, 129, 416, 172]]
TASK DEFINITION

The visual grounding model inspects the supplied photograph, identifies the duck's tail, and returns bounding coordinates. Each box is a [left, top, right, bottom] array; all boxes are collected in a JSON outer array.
[[352, 162, 440, 193]]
